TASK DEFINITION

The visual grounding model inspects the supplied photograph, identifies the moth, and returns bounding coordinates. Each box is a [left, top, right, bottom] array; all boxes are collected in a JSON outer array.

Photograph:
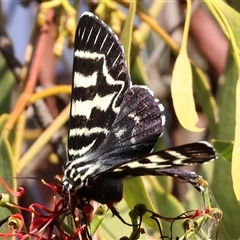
[[61, 12, 217, 210]]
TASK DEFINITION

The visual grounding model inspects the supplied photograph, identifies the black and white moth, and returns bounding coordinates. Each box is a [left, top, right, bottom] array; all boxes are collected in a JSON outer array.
[[62, 12, 217, 206]]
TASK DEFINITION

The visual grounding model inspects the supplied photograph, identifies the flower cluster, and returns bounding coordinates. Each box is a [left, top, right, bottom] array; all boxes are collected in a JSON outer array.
[[0, 177, 90, 240], [0, 176, 222, 239]]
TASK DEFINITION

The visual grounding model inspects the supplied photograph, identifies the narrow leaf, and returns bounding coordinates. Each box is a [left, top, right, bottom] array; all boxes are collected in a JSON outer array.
[[0, 114, 15, 233], [171, 0, 203, 132], [232, 77, 240, 203], [120, 2, 136, 70]]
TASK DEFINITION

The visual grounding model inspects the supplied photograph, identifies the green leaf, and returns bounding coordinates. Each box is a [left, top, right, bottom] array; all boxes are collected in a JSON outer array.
[[90, 206, 106, 236], [211, 53, 240, 238], [217, 54, 237, 141], [123, 177, 159, 230], [131, 57, 149, 85], [0, 114, 14, 188], [206, 0, 240, 218], [203, 2, 240, 236], [213, 1, 240, 53], [0, 114, 15, 233], [99, 200, 138, 239], [212, 139, 233, 162], [120, 2, 136, 70], [0, 114, 9, 133], [148, 176, 186, 238], [0, 53, 15, 114], [214, 1, 240, 205], [211, 53, 240, 239], [213, 0, 240, 207], [192, 67, 218, 136]]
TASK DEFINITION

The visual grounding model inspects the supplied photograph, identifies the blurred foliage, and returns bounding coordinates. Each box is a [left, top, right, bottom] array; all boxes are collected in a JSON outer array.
[[0, 0, 240, 239]]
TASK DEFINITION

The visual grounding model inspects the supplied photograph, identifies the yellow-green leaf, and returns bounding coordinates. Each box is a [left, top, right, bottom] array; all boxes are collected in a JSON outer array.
[[171, 0, 203, 132], [232, 77, 240, 203], [171, 50, 203, 132]]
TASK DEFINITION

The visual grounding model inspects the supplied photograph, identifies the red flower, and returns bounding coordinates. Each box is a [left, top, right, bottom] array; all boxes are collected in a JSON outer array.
[[0, 177, 89, 239]]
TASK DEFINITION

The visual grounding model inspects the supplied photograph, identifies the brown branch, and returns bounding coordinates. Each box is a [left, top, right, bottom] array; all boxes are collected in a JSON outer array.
[[5, 9, 55, 132]]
